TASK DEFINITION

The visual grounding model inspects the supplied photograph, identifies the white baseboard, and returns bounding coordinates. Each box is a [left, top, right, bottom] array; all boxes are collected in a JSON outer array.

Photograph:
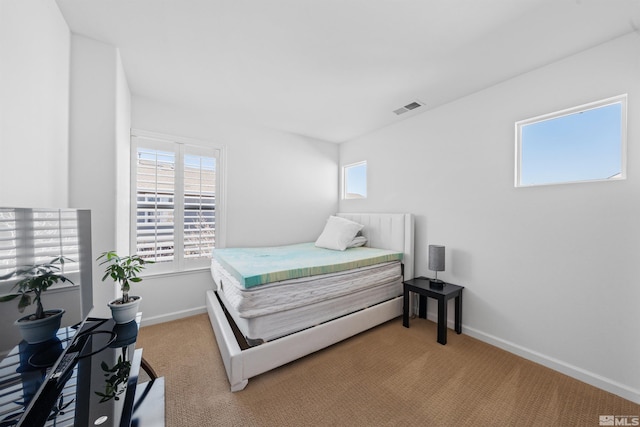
[[140, 306, 207, 327], [422, 311, 640, 405]]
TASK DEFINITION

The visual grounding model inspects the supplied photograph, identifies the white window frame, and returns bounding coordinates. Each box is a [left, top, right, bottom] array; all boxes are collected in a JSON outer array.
[[515, 94, 627, 187], [130, 130, 226, 275], [342, 161, 367, 200]]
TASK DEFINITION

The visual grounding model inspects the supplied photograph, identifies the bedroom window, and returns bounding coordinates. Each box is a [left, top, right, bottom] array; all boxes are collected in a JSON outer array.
[[515, 94, 627, 187], [131, 131, 225, 273], [343, 161, 367, 199]]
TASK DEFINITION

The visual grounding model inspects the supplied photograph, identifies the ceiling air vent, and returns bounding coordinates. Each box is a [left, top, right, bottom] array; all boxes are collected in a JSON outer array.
[[393, 100, 423, 115]]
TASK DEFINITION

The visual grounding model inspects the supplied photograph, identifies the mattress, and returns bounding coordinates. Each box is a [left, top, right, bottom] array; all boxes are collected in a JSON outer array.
[[213, 259, 402, 318], [211, 242, 403, 288], [210, 244, 404, 343], [217, 278, 402, 343]]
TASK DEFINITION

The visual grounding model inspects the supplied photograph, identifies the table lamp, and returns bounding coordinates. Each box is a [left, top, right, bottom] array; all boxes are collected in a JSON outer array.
[[429, 245, 445, 288]]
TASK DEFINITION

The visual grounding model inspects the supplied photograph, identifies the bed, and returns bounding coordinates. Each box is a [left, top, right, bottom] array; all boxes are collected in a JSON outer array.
[[206, 213, 414, 391]]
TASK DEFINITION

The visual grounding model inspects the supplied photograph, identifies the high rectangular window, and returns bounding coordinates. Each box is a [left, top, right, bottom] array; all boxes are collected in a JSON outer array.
[[515, 95, 627, 187], [131, 133, 222, 273], [343, 161, 367, 199]]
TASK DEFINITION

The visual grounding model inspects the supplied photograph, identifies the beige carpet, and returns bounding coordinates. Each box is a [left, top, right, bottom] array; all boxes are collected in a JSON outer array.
[[136, 314, 639, 426]]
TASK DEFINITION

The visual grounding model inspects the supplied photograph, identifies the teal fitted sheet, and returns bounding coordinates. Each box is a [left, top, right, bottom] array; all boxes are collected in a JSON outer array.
[[212, 242, 403, 289]]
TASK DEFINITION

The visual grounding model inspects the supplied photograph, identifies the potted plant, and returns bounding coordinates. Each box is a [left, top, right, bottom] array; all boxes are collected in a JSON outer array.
[[0, 257, 74, 344], [98, 251, 152, 324]]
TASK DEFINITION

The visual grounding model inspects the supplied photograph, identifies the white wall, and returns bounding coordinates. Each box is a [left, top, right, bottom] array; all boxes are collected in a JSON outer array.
[[115, 53, 132, 255], [68, 35, 131, 317], [0, 0, 72, 351], [130, 97, 339, 324], [0, 0, 338, 327], [0, 0, 70, 207], [339, 33, 640, 403], [0, 0, 85, 352]]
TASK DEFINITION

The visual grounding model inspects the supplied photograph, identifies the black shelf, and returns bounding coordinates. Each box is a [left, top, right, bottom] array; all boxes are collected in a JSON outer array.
[[0, 316, 164, 426]]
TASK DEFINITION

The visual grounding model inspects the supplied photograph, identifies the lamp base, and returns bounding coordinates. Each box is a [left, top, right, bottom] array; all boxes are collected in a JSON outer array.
[[429, 278, 445, 289]]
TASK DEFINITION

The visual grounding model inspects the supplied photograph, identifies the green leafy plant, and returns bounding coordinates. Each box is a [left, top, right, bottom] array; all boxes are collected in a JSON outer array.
[[0, 257, 74, 320], [97, 252, 152, 304], [95, 352, 131, 402]]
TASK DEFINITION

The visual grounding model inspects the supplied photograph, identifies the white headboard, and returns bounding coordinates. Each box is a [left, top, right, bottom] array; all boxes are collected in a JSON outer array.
[[337, 213, 415, 280]]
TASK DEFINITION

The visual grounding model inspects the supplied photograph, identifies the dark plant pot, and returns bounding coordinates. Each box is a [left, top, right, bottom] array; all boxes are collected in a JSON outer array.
[[110, 320, 139, 348]]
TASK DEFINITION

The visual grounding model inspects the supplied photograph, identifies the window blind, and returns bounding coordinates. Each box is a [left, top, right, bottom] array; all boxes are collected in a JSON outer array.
[[183, 154, 216, 260], [135, 148, 176, 263], [0, 209, 81, 281]]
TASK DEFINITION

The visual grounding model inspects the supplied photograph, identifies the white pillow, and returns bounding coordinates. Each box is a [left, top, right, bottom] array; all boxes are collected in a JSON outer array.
[[347, 235, 368, 248], [315, 216, 364, 251]]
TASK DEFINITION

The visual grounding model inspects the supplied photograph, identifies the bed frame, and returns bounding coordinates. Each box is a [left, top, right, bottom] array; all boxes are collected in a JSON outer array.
[[206, 212, 414, 391]]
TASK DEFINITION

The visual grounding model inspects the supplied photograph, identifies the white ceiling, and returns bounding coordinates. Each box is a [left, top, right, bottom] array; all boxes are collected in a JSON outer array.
[[55, 0, 640, 143]]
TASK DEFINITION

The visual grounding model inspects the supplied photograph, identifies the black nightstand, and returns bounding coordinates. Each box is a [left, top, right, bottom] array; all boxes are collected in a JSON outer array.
[[402, 276, 463, 345]]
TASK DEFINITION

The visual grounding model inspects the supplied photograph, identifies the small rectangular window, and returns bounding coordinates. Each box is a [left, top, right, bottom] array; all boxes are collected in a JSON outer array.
[[343, 161, 367, 199], [515, 95, 627, 187]]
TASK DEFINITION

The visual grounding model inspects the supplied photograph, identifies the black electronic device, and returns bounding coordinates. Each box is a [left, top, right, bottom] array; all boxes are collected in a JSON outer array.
[[0, 207, 95, 426], [0, 208, 94, 355]]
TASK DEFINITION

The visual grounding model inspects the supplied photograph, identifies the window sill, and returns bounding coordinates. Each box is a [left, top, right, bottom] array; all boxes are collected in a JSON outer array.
[[139, 267, 210, 280]]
